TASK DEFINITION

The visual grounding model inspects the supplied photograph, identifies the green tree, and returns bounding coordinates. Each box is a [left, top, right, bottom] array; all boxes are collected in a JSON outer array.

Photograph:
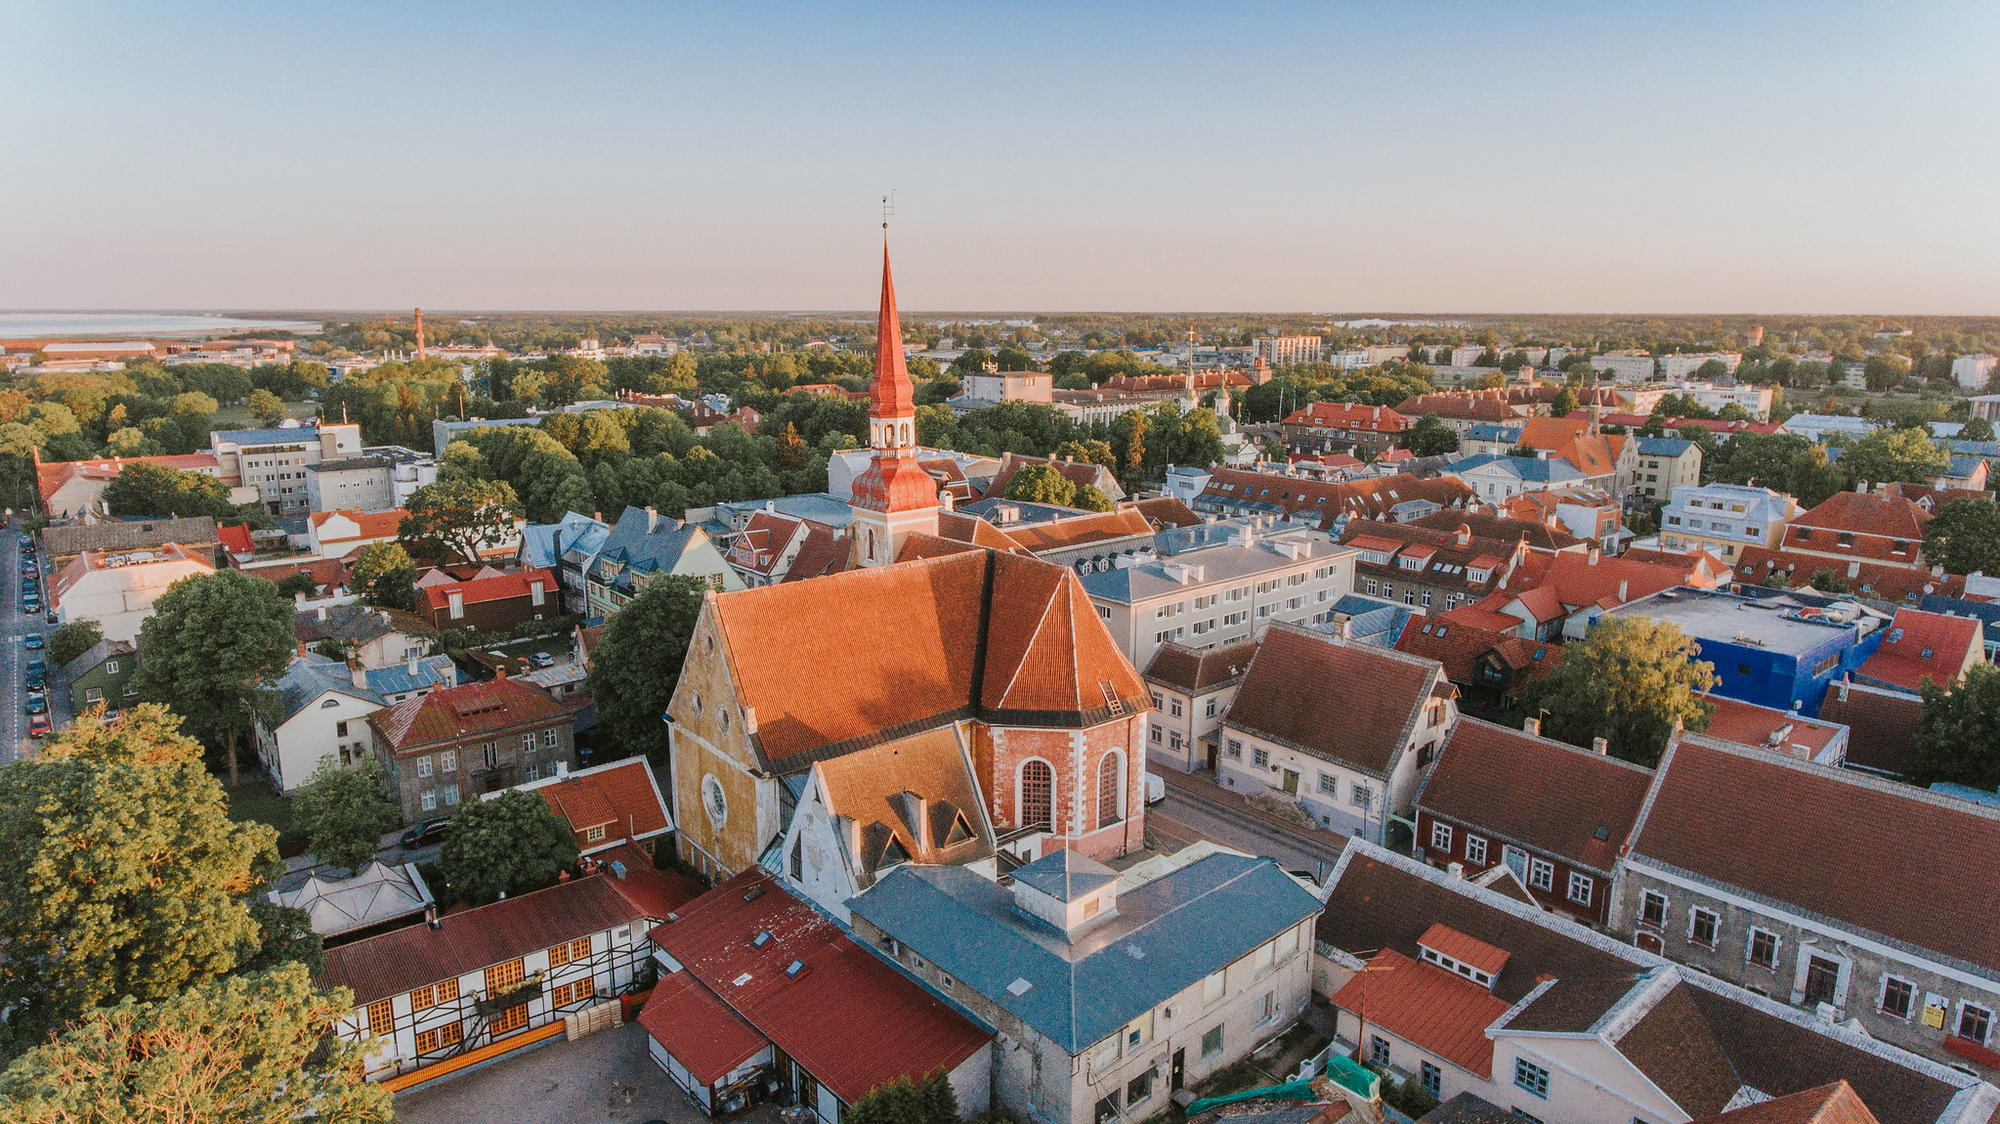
[[1959, 416, 1996, 442], [1403, 413, 1460, 456], [273, 571, 318, 600], [995, 345, 1036, 372], [586, 575, 706, 771], [1005, 462, 1078, 506], [1922, 497, 2000, 576], [400, 477, 522, 565], [1807, 569, 1851, 594], [1549, 388, 1579, 418], [950, 347, 995, 373], [171, 390, 220, 416], [0, 706, 277, 1052], [101, 461, 238, 520], [1513, 619, 1717, 766], [843, 1071, 961, 1124], [1072, 484, 1114, 512], [774, 421, 808, 472], [1054, 439, 1118, 470], [245, 388, 286, 424], [0, 962, 392, 1124], [48, 619, 103, 669], [1108, 410, 1148, 480], [1907, 663, 2000, 789], [294, 759, 403, 876], [1839, 427, 1949, 486], [134, 569, 296, 787], [350, 541, 419, 611], [434, 789, 580, 906], [1169, 407, 1226, 468]]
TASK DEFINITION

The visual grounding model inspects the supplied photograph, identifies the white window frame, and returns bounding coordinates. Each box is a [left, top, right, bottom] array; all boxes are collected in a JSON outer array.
[[1464, 836, 1488, 865], [1528, 857, 1554, 891], [1430, 822, 1453, 852], [1565, 871, 1592, 906]]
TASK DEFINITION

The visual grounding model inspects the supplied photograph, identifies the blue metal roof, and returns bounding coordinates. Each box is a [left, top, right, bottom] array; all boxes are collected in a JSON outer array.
[[518, 512, 610, 570], [1011, 850, 1118, 903], [216, 425, 319, 446], [1449, 453, 1586, 483], [593, 505, 703, 589], [848, 852, 1323, 1052], [1464, 424, 1522, 442], [1636, 437, 1696, 456], [363, 655, 457, 697]]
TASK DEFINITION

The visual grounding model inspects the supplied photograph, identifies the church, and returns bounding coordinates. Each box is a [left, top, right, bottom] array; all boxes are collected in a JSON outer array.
[[665, 243, 1154, 884]]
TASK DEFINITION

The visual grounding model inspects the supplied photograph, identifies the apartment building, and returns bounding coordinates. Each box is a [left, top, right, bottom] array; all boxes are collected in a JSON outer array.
[[1078, 524, 1355, 669], [1629, 436, 1703, 502], [1253, 335, 1324, 367], [1142, 638, 1257, 773], [1659, 482, 1799, 562], [209, 421, 364, 516], [1656, 352, 1745, 380]]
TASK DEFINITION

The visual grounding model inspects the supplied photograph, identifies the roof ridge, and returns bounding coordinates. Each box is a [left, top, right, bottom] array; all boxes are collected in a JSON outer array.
[[1451, 716, 1658, 776], [1665, 734, 2000, 823]]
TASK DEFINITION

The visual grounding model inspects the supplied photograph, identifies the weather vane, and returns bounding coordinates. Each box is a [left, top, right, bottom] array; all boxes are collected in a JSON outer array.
[[881, 190, 896, 231]]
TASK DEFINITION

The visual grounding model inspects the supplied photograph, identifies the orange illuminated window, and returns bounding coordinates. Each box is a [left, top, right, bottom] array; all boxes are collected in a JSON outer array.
[[548, 943, 571, 969], [551, 982, 572, 1006], [570, 937, 591, 959], [490, 1003, 530, 1036], [575, 975, 595, 1000], [436, 978, 459, 1003], [484, 959, 524, 995], [415, 1020, 463, 1053], [410, 985, 435, 1013], [366, 1000, 394, 1035]]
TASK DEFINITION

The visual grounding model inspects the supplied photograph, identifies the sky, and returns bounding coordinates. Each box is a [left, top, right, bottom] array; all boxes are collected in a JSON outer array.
[[2, 0, 1996, 314]]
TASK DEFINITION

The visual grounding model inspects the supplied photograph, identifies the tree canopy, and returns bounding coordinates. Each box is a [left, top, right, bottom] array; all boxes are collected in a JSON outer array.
[[48, 619, 104, 669], [1403, 413, 1459, 456], [350, 541, 418, 611], [1837, 427, 1949, 486], [133, 569, 297, 787], [1513, 619, 1717, 766], [1922, 497, 2000, 577], [585, 574, 707, 772], [101, 462, 239, 521], [1907, 663, 2000, 790], [0, 707, 278, 1053], [843, 1071, 961, 1124], [434, 789, 580, 906], [1004, 463, 1078, 506], [399, 477, 522, 565], [0, 962, 393, 1124], [293, 759, 403, 877]]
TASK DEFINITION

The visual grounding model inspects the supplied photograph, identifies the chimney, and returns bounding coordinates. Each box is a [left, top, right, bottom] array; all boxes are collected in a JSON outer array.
[[1456, 525, 1471, 546], [1618, 579, 1628, 601], [645, 506, 659, 533], [1587, 547, 1599, 566], [1837, 678, 1850, 702], [424, 903, 440, 930], [1847, 561, 1861, 579], [316, 605, 327, 621], [349, 659, 368, 689], [1855, 480, 1868, 494], [1592, 737, 1609, 755], [294, 591, 307, 608], [407, 654, 419, 677], [1446, 862, 1464, 879], [1522, 717, 1541, 736]]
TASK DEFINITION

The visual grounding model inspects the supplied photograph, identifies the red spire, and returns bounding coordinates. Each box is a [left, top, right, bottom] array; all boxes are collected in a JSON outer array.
[[870, 242, 915, 421]]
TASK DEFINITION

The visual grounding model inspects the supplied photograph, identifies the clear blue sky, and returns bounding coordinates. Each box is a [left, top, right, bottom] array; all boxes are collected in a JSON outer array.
[[2, 0, 1995, 313]]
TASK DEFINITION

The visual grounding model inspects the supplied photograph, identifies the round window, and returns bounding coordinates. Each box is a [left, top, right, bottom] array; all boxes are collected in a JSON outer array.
[[718, 707, 731, 733], [702, 774, 728, 828]]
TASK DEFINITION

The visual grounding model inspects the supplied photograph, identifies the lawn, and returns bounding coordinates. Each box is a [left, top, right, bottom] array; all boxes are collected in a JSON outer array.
[[225, 780, 298, 842], [209, 399, 320, 430]]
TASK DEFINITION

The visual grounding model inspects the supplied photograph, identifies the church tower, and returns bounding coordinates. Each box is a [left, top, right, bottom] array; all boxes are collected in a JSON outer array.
[[849, 242, 940, 567]]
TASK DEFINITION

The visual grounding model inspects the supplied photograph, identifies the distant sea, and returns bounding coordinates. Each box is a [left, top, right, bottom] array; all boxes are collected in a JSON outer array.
[[0, 313, 323, 338]]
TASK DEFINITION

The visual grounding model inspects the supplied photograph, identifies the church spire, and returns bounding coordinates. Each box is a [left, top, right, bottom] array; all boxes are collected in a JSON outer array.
[[869, 242, 916, 451]]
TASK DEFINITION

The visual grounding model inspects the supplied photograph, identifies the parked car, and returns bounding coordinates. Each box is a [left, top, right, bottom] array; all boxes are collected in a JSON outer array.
[[28, 714, 51, 738], [23, 633, 43, 650], [45, 609, 57, 624], [25, 670, 45, 691], [26, 657, 44, 673], [25, 696, 46, 715], [1145, 772, 1166, 805], [532, 652, 555, 668], [400, 819, 451, 848]]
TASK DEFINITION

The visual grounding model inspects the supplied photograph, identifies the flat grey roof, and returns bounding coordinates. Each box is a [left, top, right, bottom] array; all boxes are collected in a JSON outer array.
[[1605, 588, 1858, 656]]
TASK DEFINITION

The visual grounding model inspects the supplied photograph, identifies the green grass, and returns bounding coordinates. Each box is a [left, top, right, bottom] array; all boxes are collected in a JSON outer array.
[[225, 782, 296, 836], [209, 400, 319, 429]]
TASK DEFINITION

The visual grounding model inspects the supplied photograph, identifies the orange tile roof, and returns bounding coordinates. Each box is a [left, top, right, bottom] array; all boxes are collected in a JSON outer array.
[[709, 550, 1147, 772], [935, 510, 1029, 552], [1734, 547, 1964, 604], [308, 508, 406, 541], [814, 727, 992, 884], [527, 759, 672, 851], [35, 453, 220, 506], [1702, 696, 1846, 759], [245, 557, 349, 594], [1788, 490, 1929, 542], [1437, 606, 1524, 634], [421, 568, 556, 612], [1687, 1081, 1880, 1124], [1516, 416, 1621, 477], [1282, 401, 1413, 432], [998, 509, 1153, 554], [780, 523, 853, 583], [1856, 608, 1982, 692], [217, 523, 255, 555], [1328, 949, 1508, 1076], [1131, 496, 1201, 529], [1417, 923, 1511, 977], [368, 677, 570, 753]]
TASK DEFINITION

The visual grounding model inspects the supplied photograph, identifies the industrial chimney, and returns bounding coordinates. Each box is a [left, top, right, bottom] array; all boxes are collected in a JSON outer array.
[[414, 307, 427, 360]]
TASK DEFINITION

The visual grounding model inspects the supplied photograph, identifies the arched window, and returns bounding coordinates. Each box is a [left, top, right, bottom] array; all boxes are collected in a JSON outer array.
[[1020, 760, 1053, 831], [1097, 752, 1122, 829], [901, 422, 912, 445]]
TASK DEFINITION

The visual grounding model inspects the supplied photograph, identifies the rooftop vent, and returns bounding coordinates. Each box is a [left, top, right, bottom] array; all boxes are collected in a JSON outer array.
[[752, 930, 772, 949], [742, 886, 765, 903], [1007, 977, 1034, 997], [785, 959, 807, 978]]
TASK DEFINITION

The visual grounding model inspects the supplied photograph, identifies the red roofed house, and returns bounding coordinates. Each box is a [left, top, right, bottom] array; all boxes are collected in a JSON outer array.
[[1341, 519, 1533, 618], [1817, 678, 1927, 777], [307, 508, 406, 558], [370, 677, 577, 824], [1479, 546, 1722, 641], [323, 859, 702, 1080], [1394, 391, 1533, 435], [1853, 608, 1983, 694], [640, 869, 991, 1122], [1778, 486, 1935, 571], [1413, 717, 1654, 926], [1280, 401, 1414, 458], [1734, 547, 1964, 606], [37, 452, 227, 523], [1700, 695, 1849, 765], [1513, 415, 1633, 496], [667, 249, 1153, 880], [1217, 622, 1455, 844], [420, 568, 558, 633], [493, 757, 674, 858], [1393, 616, 1562, 715], [1143, 638, 1259, 772]]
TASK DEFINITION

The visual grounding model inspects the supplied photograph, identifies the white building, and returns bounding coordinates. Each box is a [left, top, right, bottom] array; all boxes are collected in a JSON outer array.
[[51, 544, 215, 644], [1254, 336, 1325, 367], [209, 422, 365, 517], [1955, 354, 1998, 392], [255, 652, 457, 794], [1781, 413, 1879, 443], [1657, 352, 1744, 380], [1591, 353, 1657, 383]]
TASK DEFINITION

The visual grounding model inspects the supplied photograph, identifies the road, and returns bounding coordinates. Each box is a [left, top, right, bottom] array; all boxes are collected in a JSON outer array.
[[1, 528, 55, 764], [1154, 782, 1348, 881]]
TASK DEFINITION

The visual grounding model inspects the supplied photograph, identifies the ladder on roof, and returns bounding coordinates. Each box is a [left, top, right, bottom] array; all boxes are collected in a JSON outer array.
[[1102, 681, 1125, 716]]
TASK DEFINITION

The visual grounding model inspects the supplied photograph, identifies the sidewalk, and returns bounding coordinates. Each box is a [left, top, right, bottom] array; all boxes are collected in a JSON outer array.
[[1158, 767, 1340, 842]]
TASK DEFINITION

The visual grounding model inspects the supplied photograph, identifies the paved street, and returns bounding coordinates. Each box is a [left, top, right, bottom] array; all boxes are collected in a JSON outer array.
[[396, 1019, 777, 1124], [1, 528, 56, 764], [1154, 779, 1348, 881]]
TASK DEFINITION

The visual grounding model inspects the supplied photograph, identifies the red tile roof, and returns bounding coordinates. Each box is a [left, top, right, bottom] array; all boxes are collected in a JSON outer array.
[[421, 568, 557, 613], [1131, 496, 1201, 529], [1734, 547, 1963, 605], [646, 871, 988, 1104], [1577, 411, 1784, 436], [320, 874, 652, 1007], [1417, 923, 1511, 977], [309, 508, 407, 541], [1226, 624, 1443, 776], [1631, 738, 2000, 971], [997, 509, 1154, 554], [35, 453, 221, 507], [1855, 608, 1981, 692], [522, 759, 672, 853], [1394, 618, 1511, 684], [1701, 696, 1846, 760], [637, 970, 769, 1086], [369, 677, 571, 753], [1523, 549, 1720, 612], [1410, 510, 1587, 551], [1516, 417, 1621, 477], [1815, 681, 1924, 776], [1328, 949, 1508, 1077], [1200, 470, 1474, 529], [1144, 639, 1259, 694], [709, 550, 1147, 772], [1435, 606, 1526, 635], [1780, 491, 1931, 563], [246, 557, 349, 594], [1396, 393, 1528, 423], [1282, 401, 1413, 433], [1688, 1081, 1880, 1124], [217, 523, 255, 555], [1416, 718, 1654, 874], [986, 453, 1119, 503], [780, 522, 853, 583]]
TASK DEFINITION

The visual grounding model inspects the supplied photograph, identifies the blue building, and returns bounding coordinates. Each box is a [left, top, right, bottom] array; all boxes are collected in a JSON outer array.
[[1602, 587, 1887, 716]]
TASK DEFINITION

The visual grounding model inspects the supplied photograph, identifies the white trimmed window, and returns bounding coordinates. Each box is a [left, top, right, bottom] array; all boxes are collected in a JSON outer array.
[[1464, 836, 1488, 865], [1566, 872, 1592, 906], [1689, 907, 1719, 947], [1528, 858, 1554, 891], [1430, 822, 1453, 852]]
